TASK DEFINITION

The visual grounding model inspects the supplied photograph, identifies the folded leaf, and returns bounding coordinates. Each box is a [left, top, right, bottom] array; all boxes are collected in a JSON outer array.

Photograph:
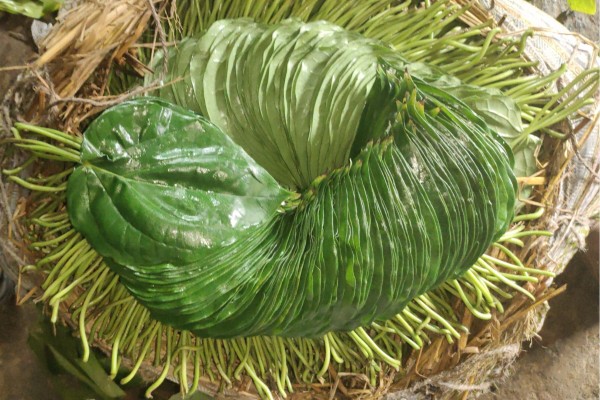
[[67, 98, 289, 267]]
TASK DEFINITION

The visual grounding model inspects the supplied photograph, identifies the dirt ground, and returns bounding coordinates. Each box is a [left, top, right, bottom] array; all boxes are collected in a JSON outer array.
[[484, 235, 599, 400], [0, 4, 599, 400]]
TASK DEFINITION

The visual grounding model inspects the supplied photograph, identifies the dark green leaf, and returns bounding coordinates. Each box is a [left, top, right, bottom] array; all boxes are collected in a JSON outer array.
[[28, 311, 125, 399], [67, 97, 289, 267]]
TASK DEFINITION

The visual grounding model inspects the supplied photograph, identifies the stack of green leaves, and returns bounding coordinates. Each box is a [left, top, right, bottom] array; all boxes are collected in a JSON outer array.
[[65, 19, 516, 338]]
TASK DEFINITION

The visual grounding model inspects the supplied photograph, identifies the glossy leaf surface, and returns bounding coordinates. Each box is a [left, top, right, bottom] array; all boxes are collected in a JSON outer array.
[[67, 98, 289, 267]]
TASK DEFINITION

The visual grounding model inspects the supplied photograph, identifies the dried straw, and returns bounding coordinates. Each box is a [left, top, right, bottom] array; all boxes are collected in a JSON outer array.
[[2, 0, 156, 131]]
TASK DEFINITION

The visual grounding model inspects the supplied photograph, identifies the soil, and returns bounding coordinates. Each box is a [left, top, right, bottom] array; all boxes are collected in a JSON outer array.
[[0, 4, 598, 400], [0, 14, 35, 96], [484, 240, 599, 400]]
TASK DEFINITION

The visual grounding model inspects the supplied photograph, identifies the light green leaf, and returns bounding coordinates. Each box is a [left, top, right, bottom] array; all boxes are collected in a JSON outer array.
[[567, 0, 596, 14], [512, 135, 540, 178], [0, 0, 62, 18], [154, 20, 382, 189], [406, 75, 524, 142], [28, 310, 126, 399]]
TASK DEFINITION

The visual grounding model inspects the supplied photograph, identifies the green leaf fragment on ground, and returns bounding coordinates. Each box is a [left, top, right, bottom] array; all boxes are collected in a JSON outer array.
[[567, 0, 596, 14]]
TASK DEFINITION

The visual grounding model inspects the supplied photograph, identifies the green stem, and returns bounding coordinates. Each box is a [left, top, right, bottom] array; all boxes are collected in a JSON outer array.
[[145, 328, 173, 398], [14, 122, 82, 149]]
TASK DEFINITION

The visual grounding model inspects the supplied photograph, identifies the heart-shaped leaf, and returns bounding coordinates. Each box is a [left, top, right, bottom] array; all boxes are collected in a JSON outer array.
[[67, 97, 289, 267]]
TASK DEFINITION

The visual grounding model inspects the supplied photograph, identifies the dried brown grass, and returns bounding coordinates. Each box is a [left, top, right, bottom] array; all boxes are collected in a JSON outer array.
[[2, 0, 157, 132]]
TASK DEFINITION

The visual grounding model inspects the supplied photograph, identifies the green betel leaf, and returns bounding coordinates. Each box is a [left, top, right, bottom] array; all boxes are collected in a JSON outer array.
[[402, 64, 524, 142], [403, 62, 535, 179], [153, 19, 382, 189], [512, 135, 540, 179], [67, 97, 289, 267], [152, 27, 533, 186], [439, 87, 523, 141]]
